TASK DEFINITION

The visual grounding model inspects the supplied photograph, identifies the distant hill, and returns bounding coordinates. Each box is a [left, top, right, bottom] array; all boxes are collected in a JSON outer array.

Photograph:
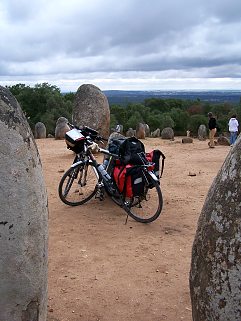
[[103, 90, 241, 105]]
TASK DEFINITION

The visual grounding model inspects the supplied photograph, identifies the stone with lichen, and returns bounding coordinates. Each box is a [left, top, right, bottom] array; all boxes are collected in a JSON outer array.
[[190, 134, 241, 321], [0, 85, 48, 321], [73, 84, 110, 139]]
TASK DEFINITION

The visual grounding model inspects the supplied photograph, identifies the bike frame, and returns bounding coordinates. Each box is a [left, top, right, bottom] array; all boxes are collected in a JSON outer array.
[[70, 145, 117, 183], [59, 127, 163, 223]]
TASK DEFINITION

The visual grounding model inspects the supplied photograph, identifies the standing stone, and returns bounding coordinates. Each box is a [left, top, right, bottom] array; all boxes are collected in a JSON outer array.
[[190, 135, 241, 321], [151, 128, 160, 137], [0, 86, 48, 321], [73, 84, 110, 138], [144, 124, 150, 137], [198, 124, 207, 140], [161, 127, 174, 140], [126, 128, 135, 137], [136, 123, 146, 139], [107, 131, 125, 144], [35, 122, 46, 139], [55, 117, 70, 139]]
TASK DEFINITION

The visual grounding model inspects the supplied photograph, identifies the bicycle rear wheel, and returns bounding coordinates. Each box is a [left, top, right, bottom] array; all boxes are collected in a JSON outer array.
[[123, 171, 163, 223], [58, 161, 99, 206]]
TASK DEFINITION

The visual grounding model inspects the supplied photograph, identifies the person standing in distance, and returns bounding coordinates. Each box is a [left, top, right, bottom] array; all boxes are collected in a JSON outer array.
[[228, 114, 239, 146], [208, 112, 217, 148]]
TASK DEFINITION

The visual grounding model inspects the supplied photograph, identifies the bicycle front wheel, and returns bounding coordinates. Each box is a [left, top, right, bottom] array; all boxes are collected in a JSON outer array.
[[58, 161, 99, 206], [124, 171, 163, 223]]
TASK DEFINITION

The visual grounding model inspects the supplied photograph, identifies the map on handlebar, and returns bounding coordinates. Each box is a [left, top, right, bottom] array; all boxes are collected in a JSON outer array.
[[68, 124, 108, 142]]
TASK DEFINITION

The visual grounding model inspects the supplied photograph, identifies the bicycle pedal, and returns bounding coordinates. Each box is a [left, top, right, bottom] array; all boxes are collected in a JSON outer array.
[[96, 194, 104, 201], [95, 189, 105, 201]]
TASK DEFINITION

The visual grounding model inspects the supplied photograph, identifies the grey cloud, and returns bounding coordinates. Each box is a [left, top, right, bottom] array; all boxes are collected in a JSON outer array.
[[0, 0, 241, 90], [1, 0, 44, 22]]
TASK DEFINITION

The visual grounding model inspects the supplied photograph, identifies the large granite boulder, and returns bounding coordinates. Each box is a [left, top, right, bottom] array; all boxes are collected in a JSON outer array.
[[217, 135, 230, 146], [35, 121, 46, 139], [190, 135, 241, 320], [0, 86, 48, 321], [55, 117, 70, 139], [73, 84, 110, 139], [136, 123, 146, 139], [161, 127, 174, 139], [182, 137, 193, 144]]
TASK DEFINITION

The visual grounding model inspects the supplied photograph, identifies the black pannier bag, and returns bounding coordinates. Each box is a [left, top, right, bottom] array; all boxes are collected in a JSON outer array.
[[118, 137, 146, 165], [145, 149, 165, 178], [65, 128, 85, 154], [104, 137, 127, 172], [108, 137, 127, 155]]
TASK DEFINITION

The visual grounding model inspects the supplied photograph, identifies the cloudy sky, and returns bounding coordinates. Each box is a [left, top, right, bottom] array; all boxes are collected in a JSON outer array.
[[0, 0, 241, 92]]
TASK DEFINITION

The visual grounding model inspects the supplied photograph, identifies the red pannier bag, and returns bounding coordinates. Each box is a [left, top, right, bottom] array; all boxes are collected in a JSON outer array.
[[113, 164, 132, 198], [113, 164, 144, 198]]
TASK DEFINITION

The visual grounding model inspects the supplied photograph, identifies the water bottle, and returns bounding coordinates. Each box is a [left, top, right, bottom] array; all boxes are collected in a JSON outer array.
[[97, 164, 112, 183], [102, 159, 109, 169], [98, 164, 119, 197]]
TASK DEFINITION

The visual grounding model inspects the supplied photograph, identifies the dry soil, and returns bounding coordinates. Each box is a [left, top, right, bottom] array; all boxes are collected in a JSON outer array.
[[36, 137, 230, 321]]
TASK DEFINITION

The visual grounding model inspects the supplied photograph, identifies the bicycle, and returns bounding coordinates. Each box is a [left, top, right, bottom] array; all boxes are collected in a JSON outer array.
[[58, 125, 163, 223]]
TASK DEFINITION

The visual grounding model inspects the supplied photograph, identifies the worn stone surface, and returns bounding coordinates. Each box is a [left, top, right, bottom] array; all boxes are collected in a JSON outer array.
[[217, 135, 230, 146], [161, 127, 174, 139], [73, 84, 110, 138], [151, 128, 160, 137], [126, 128, 135, 137], [0, 86, 48, 321], [56, 116, 68, 126], [47, 133, 54, 138], [182, 137, 193, 144], [35, 122, 46, 139], [55, 117, 70, 139], [136, 123, 146, 139], [107, 131, 125, 144], [190, 134, 241, 321], [144, 124, 150, 137], [198, 124, 207, 140]]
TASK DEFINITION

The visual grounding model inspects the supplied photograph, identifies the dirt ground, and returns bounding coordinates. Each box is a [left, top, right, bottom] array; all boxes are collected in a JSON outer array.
[[36, 137, 230, 321]]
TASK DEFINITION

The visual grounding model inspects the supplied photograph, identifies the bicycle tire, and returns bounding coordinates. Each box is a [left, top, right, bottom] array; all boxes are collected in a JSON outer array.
[[123, 171, 163, 223], [58, 161, 99, 206]]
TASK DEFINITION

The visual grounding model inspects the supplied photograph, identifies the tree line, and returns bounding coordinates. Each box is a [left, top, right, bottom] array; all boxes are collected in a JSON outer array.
[[7, 83, 74, 135], [7, 83, 241, 136]]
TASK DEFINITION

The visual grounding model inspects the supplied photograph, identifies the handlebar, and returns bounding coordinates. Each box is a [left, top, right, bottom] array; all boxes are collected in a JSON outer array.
[[67, 122, 108, 142], [98, 147, 118, 158]]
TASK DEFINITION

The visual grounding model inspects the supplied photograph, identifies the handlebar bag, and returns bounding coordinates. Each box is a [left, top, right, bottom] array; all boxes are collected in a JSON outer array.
[[65, 128, 85, 153]]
